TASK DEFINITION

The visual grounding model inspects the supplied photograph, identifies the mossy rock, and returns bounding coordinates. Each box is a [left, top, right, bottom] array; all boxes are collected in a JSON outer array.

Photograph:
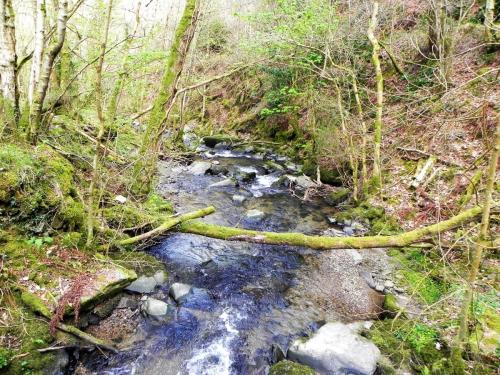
[[269, 360, 316, 375], [202, 135, 234, 148], [302, 159, 342, 186], [0, 143, 83, 231], [144, 193, 173, 214], [383, 294, 407, 318], [110, 250, 166, 277]]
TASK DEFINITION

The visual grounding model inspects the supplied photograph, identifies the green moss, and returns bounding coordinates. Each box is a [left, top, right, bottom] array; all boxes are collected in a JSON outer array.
[[102, 204, 155, 229], [383, 294, 406, 317], [144, 193, 173, 214], [302, 159, 342, 185], [110, 250, 166, 277], [269, 360, 316, 375], [326, 187, 350, 205]]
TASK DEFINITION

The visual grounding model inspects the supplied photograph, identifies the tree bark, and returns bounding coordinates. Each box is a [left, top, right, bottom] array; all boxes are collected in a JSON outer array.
[[177, 205, 483, 250], [28, 0, 46, 105], [107, 0, 141, 122], [367, 0, 383, 189], [117, 206, 215, 246], [484, 0, 495, 43], [27, 0, 68, 144], [452, 116, 499, 373], [86, 0, 114, 247], [133, 0, 199, 194], [0, 0, 19, 124]]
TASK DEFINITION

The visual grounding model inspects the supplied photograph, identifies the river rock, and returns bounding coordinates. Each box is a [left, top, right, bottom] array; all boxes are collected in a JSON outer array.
[[169, 282, 192, 302], [295, 175, 316, 190], [288, 322, 380, 375], [246, 209, 265, 222], [209, 178, 235, 188], [182, 131, 198, 150], [126, 275, 158, 293], [234, 170, 257, 183], [140, 297, 170, 317], [188, 161, 212, 175], [208, 164, 229, 176], [232, 194, 247, 204]]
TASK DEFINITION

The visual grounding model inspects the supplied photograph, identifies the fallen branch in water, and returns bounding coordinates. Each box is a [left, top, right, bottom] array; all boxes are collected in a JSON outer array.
[[117, 206, 216, 246], [177, 205, 484, 250]]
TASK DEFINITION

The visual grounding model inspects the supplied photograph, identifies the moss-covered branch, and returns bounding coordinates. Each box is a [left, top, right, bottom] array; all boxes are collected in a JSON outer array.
[[20, 291, 118, 353], [117, 206, 215, 246], [178, 206, 484, 250]]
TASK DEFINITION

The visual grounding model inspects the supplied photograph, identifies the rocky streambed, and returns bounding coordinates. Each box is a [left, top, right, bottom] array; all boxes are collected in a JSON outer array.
[[74, 143, 402, 375]]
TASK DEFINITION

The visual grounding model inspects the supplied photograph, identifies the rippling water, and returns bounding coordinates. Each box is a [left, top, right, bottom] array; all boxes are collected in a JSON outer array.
[[77, 149, 381, 375]]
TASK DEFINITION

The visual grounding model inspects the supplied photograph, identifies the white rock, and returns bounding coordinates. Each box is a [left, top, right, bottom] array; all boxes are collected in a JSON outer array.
[[169, 282, 192, 302], [114, 195, 127, 204], [188, 161, 212, 175], [232, 195, 246, 203], [141, 298, 169, 316], [288, 322, 380, 375], [209, 178, 235, 188], [153, 270, 167, 284]]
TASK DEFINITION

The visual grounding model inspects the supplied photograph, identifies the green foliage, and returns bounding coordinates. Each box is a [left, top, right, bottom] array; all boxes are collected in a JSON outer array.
[[199, 20, 229, 53], [396, 323, 438, 353], [26, 236, 53, 249]]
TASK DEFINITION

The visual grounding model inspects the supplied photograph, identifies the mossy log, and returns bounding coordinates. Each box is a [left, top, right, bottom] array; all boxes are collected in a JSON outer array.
[[117, 206, 215, 246], [178, 206, 484, 250], [20, 291, 118, 353]]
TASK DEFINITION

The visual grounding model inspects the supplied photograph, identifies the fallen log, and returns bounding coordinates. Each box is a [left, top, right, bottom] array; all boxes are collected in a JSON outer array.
[[178, 206, 484, 250], [20, 291, 118, 353], [117, 206, 216, 246]]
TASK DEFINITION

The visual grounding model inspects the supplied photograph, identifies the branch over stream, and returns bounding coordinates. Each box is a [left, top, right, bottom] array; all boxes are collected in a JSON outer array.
[[117, 205, 487, 250]]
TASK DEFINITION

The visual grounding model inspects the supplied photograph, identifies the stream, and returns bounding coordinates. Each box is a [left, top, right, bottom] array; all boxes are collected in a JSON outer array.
[[77, 145, 390, 375]]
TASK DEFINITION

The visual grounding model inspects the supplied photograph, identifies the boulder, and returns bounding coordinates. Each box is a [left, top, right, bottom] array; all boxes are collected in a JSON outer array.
[[79, 266, 137, 311], [269, 360, 316, 375], [295, 175, 316, 191], [288, 322, 380, 375], [188, 161, 212, 175], [126, 275, 158, 294], [140, 297, 170, 317], [208, 164, 230, 176], [169, 282, 192, 302], [234, 170, 257, 183]]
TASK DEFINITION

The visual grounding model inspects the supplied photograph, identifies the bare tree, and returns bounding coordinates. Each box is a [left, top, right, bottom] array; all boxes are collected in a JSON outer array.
[[0, 0, 18, 124], [86, 0, 115, 246], [367, 0, 383, 190], [27, 0, 68, 144], [28, 0, 46, 105]]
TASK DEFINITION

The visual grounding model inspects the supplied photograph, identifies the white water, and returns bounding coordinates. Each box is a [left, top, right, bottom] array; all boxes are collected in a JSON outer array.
[[184, 308, 246, 375]]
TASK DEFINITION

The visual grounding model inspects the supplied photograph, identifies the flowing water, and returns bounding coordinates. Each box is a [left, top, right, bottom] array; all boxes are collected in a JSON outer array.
[[77, 147, 386, 375]]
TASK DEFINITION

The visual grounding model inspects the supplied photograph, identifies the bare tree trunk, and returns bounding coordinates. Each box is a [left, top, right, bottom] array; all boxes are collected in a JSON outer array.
[[86, 0, 114, 247], [27, 0, 68, 144], [484, 0, 495, 42], [352, 76, 368, 189], [133, 0, 199, 194], [334, 78, 358, 200], [367, 0, 383, 190], [107, 0, 141, 122], [428, 0, 453, 86], [0, 0, 19, 124], [451, 116, 500, 374], [28, 0, 46, 105]]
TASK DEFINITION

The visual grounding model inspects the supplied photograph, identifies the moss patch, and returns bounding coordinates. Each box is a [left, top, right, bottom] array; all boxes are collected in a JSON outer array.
[[269, 360, 316, 375]]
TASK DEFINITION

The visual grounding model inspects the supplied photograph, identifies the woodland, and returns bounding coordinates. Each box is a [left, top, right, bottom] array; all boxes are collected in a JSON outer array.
[[0, 0, 498, 374]]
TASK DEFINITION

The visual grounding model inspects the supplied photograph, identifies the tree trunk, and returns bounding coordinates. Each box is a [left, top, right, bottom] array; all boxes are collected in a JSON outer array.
[[0, 0, 19, 125], [28, 0, 46, 105], [484, 0, 495, 43], [367, 0, 383, 190], [177, 205, 483, 250], [452, 117, 499, 374], [27, 0, 68, 144], [86, 0, 114, 247], [351, 76, 368, 188], [133, 0, 199, 194], [107, 0, 141, 122]]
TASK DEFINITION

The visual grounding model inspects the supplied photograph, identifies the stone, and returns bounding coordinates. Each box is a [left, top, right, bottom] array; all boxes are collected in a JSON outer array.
[[182, 132, 198, 150], [141, 297, 170, 317], [114, 195, 127, 204], [375, 283, 385, 292], [188, 161, 212, 175], [288, 322, 380, 375], [78, 266, 137, 311], [359, 270, 376, 289], [126, 275, 158, 294], [208, 164, 229, 176], [234, 170, 257, 183], [214, 142, 230, 150], [209, 178, 235, 188], [246, 209, 265, 222], [384, 280, 395, 289], [117, 295, 139, 310], [169, 282, 192, 302], [326, 188, 350, 205], [343, 226, 354, 236], [232, 194, 246, 204], [153, 270, 167, 284], [345, 249, 363, 265], [295, 175, 316, 190]]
